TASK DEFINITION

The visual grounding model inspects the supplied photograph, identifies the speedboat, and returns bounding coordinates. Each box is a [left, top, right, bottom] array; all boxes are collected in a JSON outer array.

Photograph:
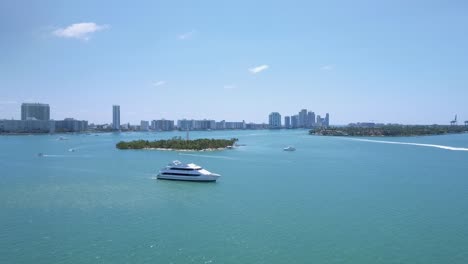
[[37, 153, 44, 157], [157, 160, 221, 182], [283, 146, 296, 151]]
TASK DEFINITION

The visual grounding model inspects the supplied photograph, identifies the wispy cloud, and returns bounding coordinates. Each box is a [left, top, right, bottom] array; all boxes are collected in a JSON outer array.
[[321, 64, 334, 71], [223, 84, 236, 90], [53, 22, 109, 40], [249, 64, 269, 74], [178, 30, 196, 40], [153, 81, 167, 87]]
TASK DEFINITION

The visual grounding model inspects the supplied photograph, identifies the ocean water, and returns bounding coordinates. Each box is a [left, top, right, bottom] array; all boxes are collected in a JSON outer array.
[[1, 130, 468, 264]]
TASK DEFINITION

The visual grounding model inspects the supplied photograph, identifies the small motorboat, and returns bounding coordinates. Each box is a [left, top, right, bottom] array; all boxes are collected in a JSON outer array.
[[283, 146, 296, 151], [37, 153, 44, 157]]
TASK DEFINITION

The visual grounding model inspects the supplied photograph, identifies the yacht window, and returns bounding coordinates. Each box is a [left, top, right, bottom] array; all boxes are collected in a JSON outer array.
[[161, 172, 199, 176], [170, 168, 201, 171]]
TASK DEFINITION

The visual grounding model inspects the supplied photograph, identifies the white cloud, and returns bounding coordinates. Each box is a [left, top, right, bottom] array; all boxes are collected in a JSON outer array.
[[223, 84, 236, 90], [321, 64, 334, 71], [153, 81, 167, 87], [249, 64, 269, 74], [53, 22, 109, 40], [178, 30, 196, 40]]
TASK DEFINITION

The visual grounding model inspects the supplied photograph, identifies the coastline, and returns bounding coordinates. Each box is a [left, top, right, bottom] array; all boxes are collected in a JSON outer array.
[[139, 147, 229, 152]]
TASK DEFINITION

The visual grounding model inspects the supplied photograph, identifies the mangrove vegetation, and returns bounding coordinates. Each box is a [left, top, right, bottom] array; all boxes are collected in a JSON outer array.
[[116, 137, 238, 151], [310, 125, 468, 137]]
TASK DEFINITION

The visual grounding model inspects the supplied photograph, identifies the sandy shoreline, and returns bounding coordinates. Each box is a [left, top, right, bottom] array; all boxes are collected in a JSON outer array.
[[141, 147, 228, 152]]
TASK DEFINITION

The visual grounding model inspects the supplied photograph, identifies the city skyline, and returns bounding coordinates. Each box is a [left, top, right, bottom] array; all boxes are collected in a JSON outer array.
[[1, 1, 468, 124]]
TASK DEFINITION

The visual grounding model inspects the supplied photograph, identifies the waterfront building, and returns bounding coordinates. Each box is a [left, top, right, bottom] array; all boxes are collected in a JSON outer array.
[[284, 116, 291, 128], [177, 119, 193, 130], [316, 115, 323, 127], [21, 103, 50, 121], [325, 113, 330, 127], [307, 111, 315, 128], [291, 115, 299, 128], [193, 119, 216, 130], [216, 120, 226, 130], [55, 118, 88, 132], [0, 119, 55, 133], [225, 121, 246, 130], [269, 112, 282, 129], [298, 109, 307, 128], [152, 119, 175, 131], [112, 105, 120, 130], [246, 123, 268, 129], [140, 120, 149, 131]]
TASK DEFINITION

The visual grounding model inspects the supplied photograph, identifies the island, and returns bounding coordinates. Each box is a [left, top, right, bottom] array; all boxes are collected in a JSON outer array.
[[116, 137, 238, 151], [310, 125, 468, 137]]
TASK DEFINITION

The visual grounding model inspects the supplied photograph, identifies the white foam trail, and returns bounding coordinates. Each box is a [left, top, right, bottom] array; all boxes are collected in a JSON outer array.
[[178, 153, 237, 160], [349, 138, 468, 151]]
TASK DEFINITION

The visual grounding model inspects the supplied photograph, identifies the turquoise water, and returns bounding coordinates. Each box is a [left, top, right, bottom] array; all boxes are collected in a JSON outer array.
[[1, 130, 468, 264]]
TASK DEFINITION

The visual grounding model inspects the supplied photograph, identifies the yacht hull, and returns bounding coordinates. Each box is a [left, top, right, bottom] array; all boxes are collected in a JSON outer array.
[[157, 174, 219, 182]]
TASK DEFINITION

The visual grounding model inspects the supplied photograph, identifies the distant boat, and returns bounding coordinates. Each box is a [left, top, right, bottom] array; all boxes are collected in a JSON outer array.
[[157, 160, 220, 182], [283, 146, 296, 151], [68, 148, 76, 152], [58, 136, 68, 140], [37, 153, 44, 157]]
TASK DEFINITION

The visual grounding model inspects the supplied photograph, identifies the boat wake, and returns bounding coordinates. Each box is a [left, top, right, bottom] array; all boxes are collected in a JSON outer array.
[[178, 153, 237, 160], [349, 138, 468, 152]]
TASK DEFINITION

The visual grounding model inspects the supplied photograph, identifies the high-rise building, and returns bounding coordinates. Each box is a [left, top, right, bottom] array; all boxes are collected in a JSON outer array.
[[140, 120, 149, 131], [307, 111, 315, 128], [152, 119, 175, 131], [316, 115, 323, 127], [112, 105, 120, 130], [55, 118, 88, 132], [298, 109, 307, 128], [291, 115, 299, 128], [284, 116, 291, 128], [21, 103, 50, 121], [324, 113, 330, 127], [268, 112, 282, 129]]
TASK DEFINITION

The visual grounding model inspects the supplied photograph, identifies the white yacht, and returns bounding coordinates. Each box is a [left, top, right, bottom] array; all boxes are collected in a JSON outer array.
[[157, 161, 221, 182], [283, 146, 296, 151]]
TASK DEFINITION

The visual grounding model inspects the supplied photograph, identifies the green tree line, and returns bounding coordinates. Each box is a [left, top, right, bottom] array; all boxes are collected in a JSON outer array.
[[116, 137, 238, 150]]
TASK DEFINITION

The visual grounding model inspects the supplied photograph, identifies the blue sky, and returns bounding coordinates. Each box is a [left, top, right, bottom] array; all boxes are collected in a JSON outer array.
[[0, 0, 467, 125]]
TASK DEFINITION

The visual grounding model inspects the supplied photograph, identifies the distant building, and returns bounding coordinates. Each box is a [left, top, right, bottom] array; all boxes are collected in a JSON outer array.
[[246, 123, 268, 129], [269, 112, 282, 129], [112, 105, 120, 130], [140, 120, 149, 131], [284, 116, 291, 128], [307, 111, 315, 128], [324, 113, 330, 127], [224, 121, 246, 130], [291, 115, 299, 128], [152, 119, 174, 131], [316, 115, 324, 127], [177, 119, 193, 130], [55, 118, 88, 132], [298, 109, 307, 128], [21, 103, 50, 121], [216, 120, 226, 130], [0, 119, 54, 133]]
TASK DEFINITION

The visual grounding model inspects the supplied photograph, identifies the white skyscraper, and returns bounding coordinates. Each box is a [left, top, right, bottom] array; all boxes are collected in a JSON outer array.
[[269, 112, 282, 129], [112, 105, 120, 130]]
